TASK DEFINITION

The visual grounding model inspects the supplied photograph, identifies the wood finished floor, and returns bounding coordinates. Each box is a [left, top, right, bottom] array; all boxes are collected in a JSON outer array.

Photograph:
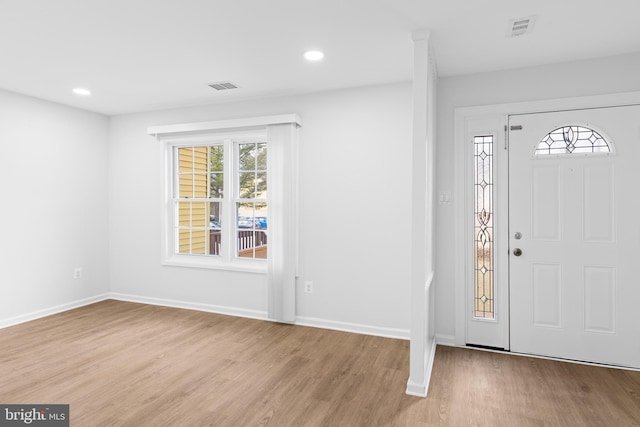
[[0, 300, 639, 426]]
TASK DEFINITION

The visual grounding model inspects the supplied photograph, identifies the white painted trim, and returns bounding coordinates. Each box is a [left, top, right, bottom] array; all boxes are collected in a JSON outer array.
[[0, 294, 110, 329], [435, 333, 456, 347], [456, 91, 640, 118], [453, 109, 467, 346], [158, 135, 270, 273], [295, 316, 409, 340], [425, 271, 435, 292], [424, 337, 437, 394], [453, 90, 640, 347], [147, 114, 302, 136], [110, 293, 408, 339], [161, 256, 267, 274], [0, 291, 409, 341], [108, 293, 269, 321], [408, 27, 437, 400], [406, 273, 436, 397], [111, 293, 408, 339], [405, 381, 427, 397], [405, 336, 436, 397]]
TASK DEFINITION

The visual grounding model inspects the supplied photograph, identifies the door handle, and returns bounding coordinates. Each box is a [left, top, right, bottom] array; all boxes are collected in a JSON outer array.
[[513, 248, 523, 256]]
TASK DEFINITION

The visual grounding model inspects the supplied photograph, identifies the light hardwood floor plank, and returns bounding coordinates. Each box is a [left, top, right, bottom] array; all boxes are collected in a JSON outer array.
[[0, 300, 639, 426]]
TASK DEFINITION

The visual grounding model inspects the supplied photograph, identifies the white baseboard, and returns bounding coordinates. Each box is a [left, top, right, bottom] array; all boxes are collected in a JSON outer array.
[[405, 379, 427, 397], [424, 336, 437, 393], [0, 293, 110, 329], [108, 292, 269, 321], [0, 292, 409, 342], [435, 333, 456, 346], [110, 294, 408, 340], [295, 316, 409, 340], [405, 336, 437, 397], [111, 294, 408, 339]]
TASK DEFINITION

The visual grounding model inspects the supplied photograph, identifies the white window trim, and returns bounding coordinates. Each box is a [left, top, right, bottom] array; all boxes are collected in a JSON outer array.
[[149, 114, 301, 275], [163, 131, 268, 273]]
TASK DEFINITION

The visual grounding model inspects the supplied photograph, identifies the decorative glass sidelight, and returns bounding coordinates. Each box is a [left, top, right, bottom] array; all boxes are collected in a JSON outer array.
[[535, 126, 610, 156], [474, 135, 494, 319]]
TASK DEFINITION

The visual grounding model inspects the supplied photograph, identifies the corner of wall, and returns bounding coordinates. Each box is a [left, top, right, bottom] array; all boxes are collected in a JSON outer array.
[[405, 335, 437, 397]]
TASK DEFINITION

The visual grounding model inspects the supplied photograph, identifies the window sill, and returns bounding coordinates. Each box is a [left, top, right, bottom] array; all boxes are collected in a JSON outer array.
[[162, 254, 267, 274]]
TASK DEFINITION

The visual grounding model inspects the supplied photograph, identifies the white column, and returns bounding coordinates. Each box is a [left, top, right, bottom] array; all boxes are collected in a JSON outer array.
[[406, 29, 438, 397]]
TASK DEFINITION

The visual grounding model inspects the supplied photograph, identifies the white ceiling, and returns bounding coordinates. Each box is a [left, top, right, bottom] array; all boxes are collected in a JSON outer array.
[[1, 0, 639, 116]]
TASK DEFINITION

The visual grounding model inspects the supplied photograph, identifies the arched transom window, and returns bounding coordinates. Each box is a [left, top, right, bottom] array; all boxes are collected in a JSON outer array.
[[535, 125, 611, 156]]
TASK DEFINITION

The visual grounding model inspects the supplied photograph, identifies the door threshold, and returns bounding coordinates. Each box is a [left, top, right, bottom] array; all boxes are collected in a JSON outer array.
[[509, 351, 640, 372], [460, 344, 640, 372], [465, 343, 507, 352]]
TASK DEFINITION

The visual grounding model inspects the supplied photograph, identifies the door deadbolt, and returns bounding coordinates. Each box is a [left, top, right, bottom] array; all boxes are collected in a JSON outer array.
[[513, 248, 523, 256], [514, 232, 522, 240]]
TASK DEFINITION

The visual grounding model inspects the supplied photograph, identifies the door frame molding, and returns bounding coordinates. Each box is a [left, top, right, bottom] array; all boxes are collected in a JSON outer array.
[[453, 90, 640, 347]]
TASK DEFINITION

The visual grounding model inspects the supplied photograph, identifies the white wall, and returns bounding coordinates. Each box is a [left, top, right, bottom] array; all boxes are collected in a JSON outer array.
[[435, 52, 640, 340], [108, 83, 413, 335], [7, 49, 640, 344], [0, 89, 110, 324]]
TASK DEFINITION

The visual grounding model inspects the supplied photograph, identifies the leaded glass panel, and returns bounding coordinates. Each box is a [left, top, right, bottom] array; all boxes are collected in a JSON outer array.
[[535, 126, 610, 156], [474, 135, 494, 319]]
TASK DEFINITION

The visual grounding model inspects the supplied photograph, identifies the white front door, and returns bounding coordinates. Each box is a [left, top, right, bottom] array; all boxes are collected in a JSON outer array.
[[509, 106, 640, 368]]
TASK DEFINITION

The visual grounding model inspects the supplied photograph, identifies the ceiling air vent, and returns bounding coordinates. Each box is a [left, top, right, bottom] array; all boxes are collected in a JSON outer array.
[[507, 16, 536, 37], [208, 81, 240, 91]]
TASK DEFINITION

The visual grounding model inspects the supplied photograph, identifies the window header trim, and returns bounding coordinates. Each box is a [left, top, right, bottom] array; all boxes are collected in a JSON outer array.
[[148, 114, 302, 138]]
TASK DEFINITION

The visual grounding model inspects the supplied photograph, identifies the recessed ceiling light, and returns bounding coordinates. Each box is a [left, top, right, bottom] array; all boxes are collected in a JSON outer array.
[[304, 50, 324, 61], [72, 88, 91, 96]]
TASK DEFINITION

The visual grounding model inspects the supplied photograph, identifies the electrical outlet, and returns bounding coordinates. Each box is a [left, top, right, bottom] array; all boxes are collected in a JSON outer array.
[[304, 281, 313, 294], [73, 267, 82, 279]]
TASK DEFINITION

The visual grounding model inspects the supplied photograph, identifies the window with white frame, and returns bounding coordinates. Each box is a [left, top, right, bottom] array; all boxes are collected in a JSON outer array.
[[170, 133, 269, 265], [151, 115, 300, 322]]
